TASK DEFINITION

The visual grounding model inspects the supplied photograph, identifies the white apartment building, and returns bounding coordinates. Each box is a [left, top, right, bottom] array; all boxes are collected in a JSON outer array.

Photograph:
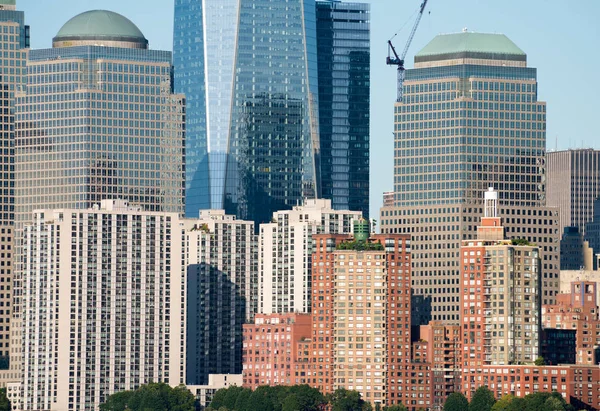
[[258, 199, 361, 314], [21, 201, 256, 410], [22, 200, 184, 411]]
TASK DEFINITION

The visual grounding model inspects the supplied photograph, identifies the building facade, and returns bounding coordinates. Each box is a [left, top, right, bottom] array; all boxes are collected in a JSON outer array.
[[21, 200, 184, 411], [183, 210, 256, 386], [543, 281, 600, 365], [0, 0, 28, 386], [10, 11, 186, 393], [461, 189, 541, 396], [547, 149, 600, 236], [316, 0, 370, 217], [258, 199, 360, 315], [310, 223, 429, 409], [242, 313, 311, 389], [381, 32, 559, 324], [173, 0, 320, 223]]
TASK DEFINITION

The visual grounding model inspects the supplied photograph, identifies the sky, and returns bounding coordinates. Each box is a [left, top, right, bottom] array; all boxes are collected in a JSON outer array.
[[17, 0, 600, 218]]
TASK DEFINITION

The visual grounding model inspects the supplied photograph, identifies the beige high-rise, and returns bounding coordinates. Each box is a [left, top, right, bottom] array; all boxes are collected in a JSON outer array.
[[381, 31, 559, 325], [0, 0, 28, 388]]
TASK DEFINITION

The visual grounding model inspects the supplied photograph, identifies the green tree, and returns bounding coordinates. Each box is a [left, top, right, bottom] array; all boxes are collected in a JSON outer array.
[[491, 395, 516, 411], [534, 357, 546, 366], [469, 386, 496, 411], [385, 405, 408, 411], [233, 388, 252, 411], [444, 392, 469, 411], [328, 388, 366, 411], [99, 390, 134, 411], [286, 385, 325, 411], [100, 383, 195, 411], [0, 388, 11, 411]]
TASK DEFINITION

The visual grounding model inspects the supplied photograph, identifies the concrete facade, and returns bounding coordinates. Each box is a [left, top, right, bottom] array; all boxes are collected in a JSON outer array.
[[258, 199, 360, 315]]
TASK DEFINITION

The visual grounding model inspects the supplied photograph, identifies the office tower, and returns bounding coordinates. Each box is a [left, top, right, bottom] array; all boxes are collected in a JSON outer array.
[[15, 10, 185, 222], [585, 197, 600, 254], [184, 210, 256, 386], [310, 222, 427, 409], [242, 313, 312, 389], [316, 1, 370, 217], [0, 0, 27, 384], [173, 0, 320, 224], [21, 200, 184, 411], [461, 189, 541, 395], [258, 199, 360, 315], [12, 9, 185, 404], [547, 149, 600, 235], [380, 31, 560, 324], [560, 226, 595, 270]]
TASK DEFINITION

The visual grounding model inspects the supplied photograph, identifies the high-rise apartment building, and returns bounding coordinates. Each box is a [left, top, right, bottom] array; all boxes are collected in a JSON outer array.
[[258, 199, 360, 315], [316, 1, 370, 217], [0, 0, 28, 384], [184, 210, 256, 386], [461, 189, 541, 395], [310, 222, 429, 409], [22, 200, 184, 411], [173, 0, 320, 223], [547, 149, 600, 235], [380, 31, 559, 324]]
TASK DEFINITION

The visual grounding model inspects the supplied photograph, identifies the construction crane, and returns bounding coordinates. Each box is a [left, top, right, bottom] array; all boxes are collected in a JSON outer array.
[[386, 0, 429, 102]]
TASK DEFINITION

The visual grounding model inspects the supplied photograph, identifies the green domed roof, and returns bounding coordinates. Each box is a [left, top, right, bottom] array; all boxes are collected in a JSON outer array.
[[0, 0, 16, 5], [54, 10, 147, 45]]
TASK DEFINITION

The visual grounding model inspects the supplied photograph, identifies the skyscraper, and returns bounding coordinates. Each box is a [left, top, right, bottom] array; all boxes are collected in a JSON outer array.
[[547, 149, 600, 235], [0, 0, 27, 384], [12, 9, 185, 401], [380, 31, 559, 324], [173, 0, 320, 223], [316, 1, 370, 217]]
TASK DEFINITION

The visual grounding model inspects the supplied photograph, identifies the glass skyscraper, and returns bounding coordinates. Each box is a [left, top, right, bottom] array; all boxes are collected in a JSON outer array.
[[316, 0, 370, 217], [174, 0, 321, 224]]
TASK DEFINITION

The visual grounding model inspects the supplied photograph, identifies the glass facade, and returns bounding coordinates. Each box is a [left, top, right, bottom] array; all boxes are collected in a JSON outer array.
[[15, 45, 186, 225], [316, 1, 370, 217], [174, 0, 321, 224], [394, 64, 546, 208]]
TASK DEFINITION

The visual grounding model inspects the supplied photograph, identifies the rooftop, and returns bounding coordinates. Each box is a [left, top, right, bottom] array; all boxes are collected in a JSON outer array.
[[0, 0, 16, 5], [53, 10, 148, 49], [415, 32, 526, 63]]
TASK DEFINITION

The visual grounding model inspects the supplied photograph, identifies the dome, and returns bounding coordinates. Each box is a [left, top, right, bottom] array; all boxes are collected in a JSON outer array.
[[53, 10, 148, 49]]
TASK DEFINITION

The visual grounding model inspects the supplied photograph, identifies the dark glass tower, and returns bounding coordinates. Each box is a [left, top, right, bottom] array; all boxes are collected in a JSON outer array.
[[316, 0, 370, 217], [174, 0, 320, 224]]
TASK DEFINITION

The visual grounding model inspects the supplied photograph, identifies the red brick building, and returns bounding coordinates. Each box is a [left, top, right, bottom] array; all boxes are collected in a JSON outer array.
[[242, 313, 311, 388], [543, 281, 600, 365], [310, 221, 432, 410]]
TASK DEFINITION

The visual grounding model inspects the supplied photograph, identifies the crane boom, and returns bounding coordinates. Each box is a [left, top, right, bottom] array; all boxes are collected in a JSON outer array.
[[386, 0, 429, 102]]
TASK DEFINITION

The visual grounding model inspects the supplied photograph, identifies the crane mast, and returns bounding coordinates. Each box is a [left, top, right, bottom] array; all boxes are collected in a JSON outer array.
[[386, 0, 429, 102]]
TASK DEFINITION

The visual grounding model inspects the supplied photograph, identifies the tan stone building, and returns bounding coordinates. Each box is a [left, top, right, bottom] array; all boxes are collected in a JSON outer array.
[[547, 149, 600, 236], [381, 31, 559, 325], [0, 0, 28, 389]]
